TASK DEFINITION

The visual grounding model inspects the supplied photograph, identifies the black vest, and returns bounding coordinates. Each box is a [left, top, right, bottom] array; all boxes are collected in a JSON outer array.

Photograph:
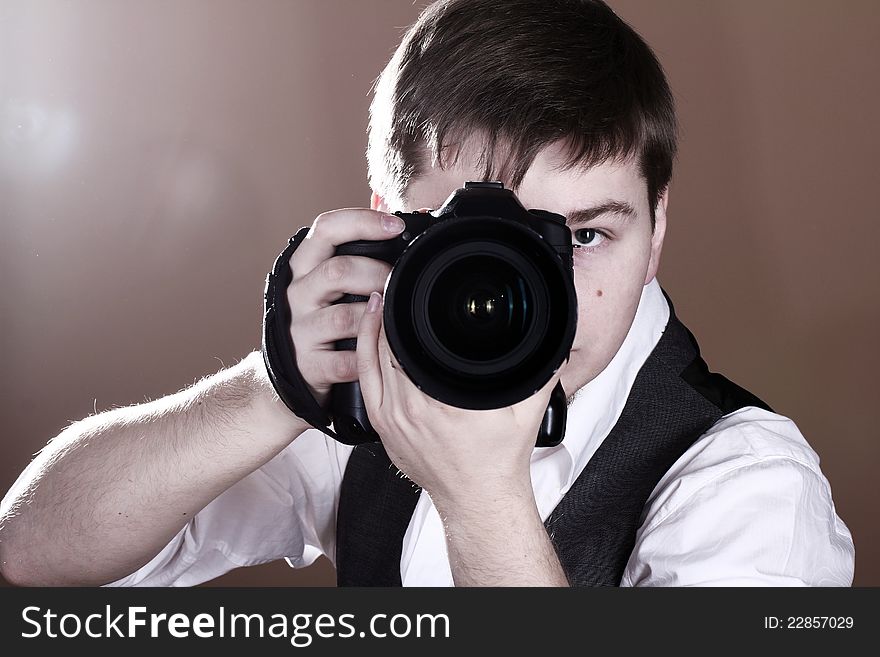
[[335, 295, 771, 586]]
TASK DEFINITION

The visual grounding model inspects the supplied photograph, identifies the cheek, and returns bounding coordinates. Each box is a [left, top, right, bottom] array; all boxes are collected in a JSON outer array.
[[566, 245, 649, 379], [572, 244, 648, 313]]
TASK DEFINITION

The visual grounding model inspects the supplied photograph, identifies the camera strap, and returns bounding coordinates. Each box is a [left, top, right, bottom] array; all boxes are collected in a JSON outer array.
[[261, 226, 340, 439]]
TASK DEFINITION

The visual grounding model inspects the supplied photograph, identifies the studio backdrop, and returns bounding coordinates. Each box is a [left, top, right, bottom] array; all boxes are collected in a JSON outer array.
[[1, 0, 877, 586]]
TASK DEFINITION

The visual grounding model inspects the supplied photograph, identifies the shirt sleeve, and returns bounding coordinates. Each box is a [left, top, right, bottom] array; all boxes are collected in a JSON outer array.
[[620, 408, 855, 587], [105, 429, 352, 587]]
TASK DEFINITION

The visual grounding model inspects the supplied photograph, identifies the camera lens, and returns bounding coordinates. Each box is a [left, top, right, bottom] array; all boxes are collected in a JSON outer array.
[[384, 216, 574, 410], [427, 255, 532, 362]]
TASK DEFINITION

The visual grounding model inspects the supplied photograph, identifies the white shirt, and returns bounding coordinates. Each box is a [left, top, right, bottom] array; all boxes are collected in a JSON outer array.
[[107, 279, 855, 587]]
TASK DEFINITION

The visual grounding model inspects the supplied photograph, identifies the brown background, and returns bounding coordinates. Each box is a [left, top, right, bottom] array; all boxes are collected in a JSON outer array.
[[1, 0, 877, 587]]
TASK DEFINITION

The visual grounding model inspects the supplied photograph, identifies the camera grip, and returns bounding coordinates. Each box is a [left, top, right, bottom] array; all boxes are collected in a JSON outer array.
[[331, 290, 381, 444]]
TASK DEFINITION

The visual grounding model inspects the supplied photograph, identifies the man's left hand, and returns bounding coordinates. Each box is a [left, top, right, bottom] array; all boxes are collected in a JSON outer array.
[[355, 291, 564, 510]]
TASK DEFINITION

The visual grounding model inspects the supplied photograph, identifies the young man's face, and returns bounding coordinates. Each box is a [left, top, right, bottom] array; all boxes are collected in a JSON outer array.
[[375, 139, 667, 400]]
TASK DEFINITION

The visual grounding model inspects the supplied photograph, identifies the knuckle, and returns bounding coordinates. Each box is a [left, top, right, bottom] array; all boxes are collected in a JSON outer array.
[[401, 398, 422, 421], [321, 256, 348, 282], [356, 353, 373, 377], [372, 260, 393, 283], [311, 212, 332, 236], [290, 304, 316, 335], [289, 278, 317, 310], [330, 304, 355, 334], [335, 353, 358, 380]]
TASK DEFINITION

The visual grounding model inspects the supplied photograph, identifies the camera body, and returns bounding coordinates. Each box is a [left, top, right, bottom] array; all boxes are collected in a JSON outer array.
[[331, 181, 578, 447]]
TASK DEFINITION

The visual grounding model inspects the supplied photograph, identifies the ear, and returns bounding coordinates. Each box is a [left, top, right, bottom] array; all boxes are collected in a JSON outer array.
[[644, 188, 668, 285], [370, 191, 391, 213]]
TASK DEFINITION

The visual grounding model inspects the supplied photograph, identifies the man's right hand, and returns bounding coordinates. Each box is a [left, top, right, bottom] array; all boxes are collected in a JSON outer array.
[[286, 209, 406, 408], [0, 209, 411, 587]]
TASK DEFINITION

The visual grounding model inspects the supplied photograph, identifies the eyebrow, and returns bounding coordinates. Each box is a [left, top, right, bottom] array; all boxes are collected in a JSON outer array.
[[565, 200, 637, 226]]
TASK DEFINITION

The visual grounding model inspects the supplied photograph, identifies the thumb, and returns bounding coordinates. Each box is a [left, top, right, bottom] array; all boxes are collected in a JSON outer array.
[[355, 291, 385, 412]]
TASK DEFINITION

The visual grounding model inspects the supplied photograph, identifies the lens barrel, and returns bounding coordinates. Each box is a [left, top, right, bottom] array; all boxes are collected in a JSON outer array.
[[384, 215, 575, 410]]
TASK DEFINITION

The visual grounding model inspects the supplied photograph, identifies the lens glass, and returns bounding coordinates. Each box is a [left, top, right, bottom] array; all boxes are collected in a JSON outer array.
[[426, 255, 533, 362]]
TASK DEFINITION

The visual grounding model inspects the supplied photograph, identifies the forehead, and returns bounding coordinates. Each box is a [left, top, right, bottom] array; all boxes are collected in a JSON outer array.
[[404, 139, 648, 215]]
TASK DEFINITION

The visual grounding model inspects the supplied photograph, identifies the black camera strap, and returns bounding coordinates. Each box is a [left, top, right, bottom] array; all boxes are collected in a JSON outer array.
[[261, 226, 340, 439]]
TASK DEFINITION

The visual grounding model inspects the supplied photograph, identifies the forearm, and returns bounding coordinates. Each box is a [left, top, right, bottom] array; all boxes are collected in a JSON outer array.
[[432, 481, 570, 587], [0, 350, 308, 586]]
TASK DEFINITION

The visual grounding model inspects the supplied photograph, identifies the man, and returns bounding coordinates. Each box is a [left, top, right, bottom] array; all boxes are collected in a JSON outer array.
[[0, 0, 854, 587]]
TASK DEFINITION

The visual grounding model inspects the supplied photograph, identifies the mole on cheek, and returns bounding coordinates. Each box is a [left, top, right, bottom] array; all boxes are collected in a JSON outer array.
[[596, 289, 603, 297]]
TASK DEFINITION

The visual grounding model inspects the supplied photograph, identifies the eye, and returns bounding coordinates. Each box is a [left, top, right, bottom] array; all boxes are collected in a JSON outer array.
[[572, 228, 607, 249]]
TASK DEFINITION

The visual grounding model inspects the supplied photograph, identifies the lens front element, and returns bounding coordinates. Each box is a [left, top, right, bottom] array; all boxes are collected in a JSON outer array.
[[427, 255, 533, 363], [384, 216, 576, 410]]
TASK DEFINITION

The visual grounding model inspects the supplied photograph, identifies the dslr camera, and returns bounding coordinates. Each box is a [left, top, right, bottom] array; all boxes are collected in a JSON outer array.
[[331, 181, 578, 447]]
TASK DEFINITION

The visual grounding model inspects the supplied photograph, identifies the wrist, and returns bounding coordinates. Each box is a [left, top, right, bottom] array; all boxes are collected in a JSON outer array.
[[430, 475, 536, 525], [240, 350, 311, 439], [431, 484, 567, 587]]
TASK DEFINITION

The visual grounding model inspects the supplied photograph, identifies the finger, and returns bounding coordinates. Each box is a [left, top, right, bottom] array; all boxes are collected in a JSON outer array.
[[291, 302, 367, 347], [290, 256, 392, 309], [356, 291, 385, 412], [376, 322, 416, 396], [376, 323, 442, 421], [375, 316, 403, 395], [291, 209, 406, 279], [298, 350, 360, 391]]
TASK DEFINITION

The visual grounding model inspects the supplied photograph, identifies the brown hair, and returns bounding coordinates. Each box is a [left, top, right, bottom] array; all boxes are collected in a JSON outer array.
[[367, 0, 677, 224]]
